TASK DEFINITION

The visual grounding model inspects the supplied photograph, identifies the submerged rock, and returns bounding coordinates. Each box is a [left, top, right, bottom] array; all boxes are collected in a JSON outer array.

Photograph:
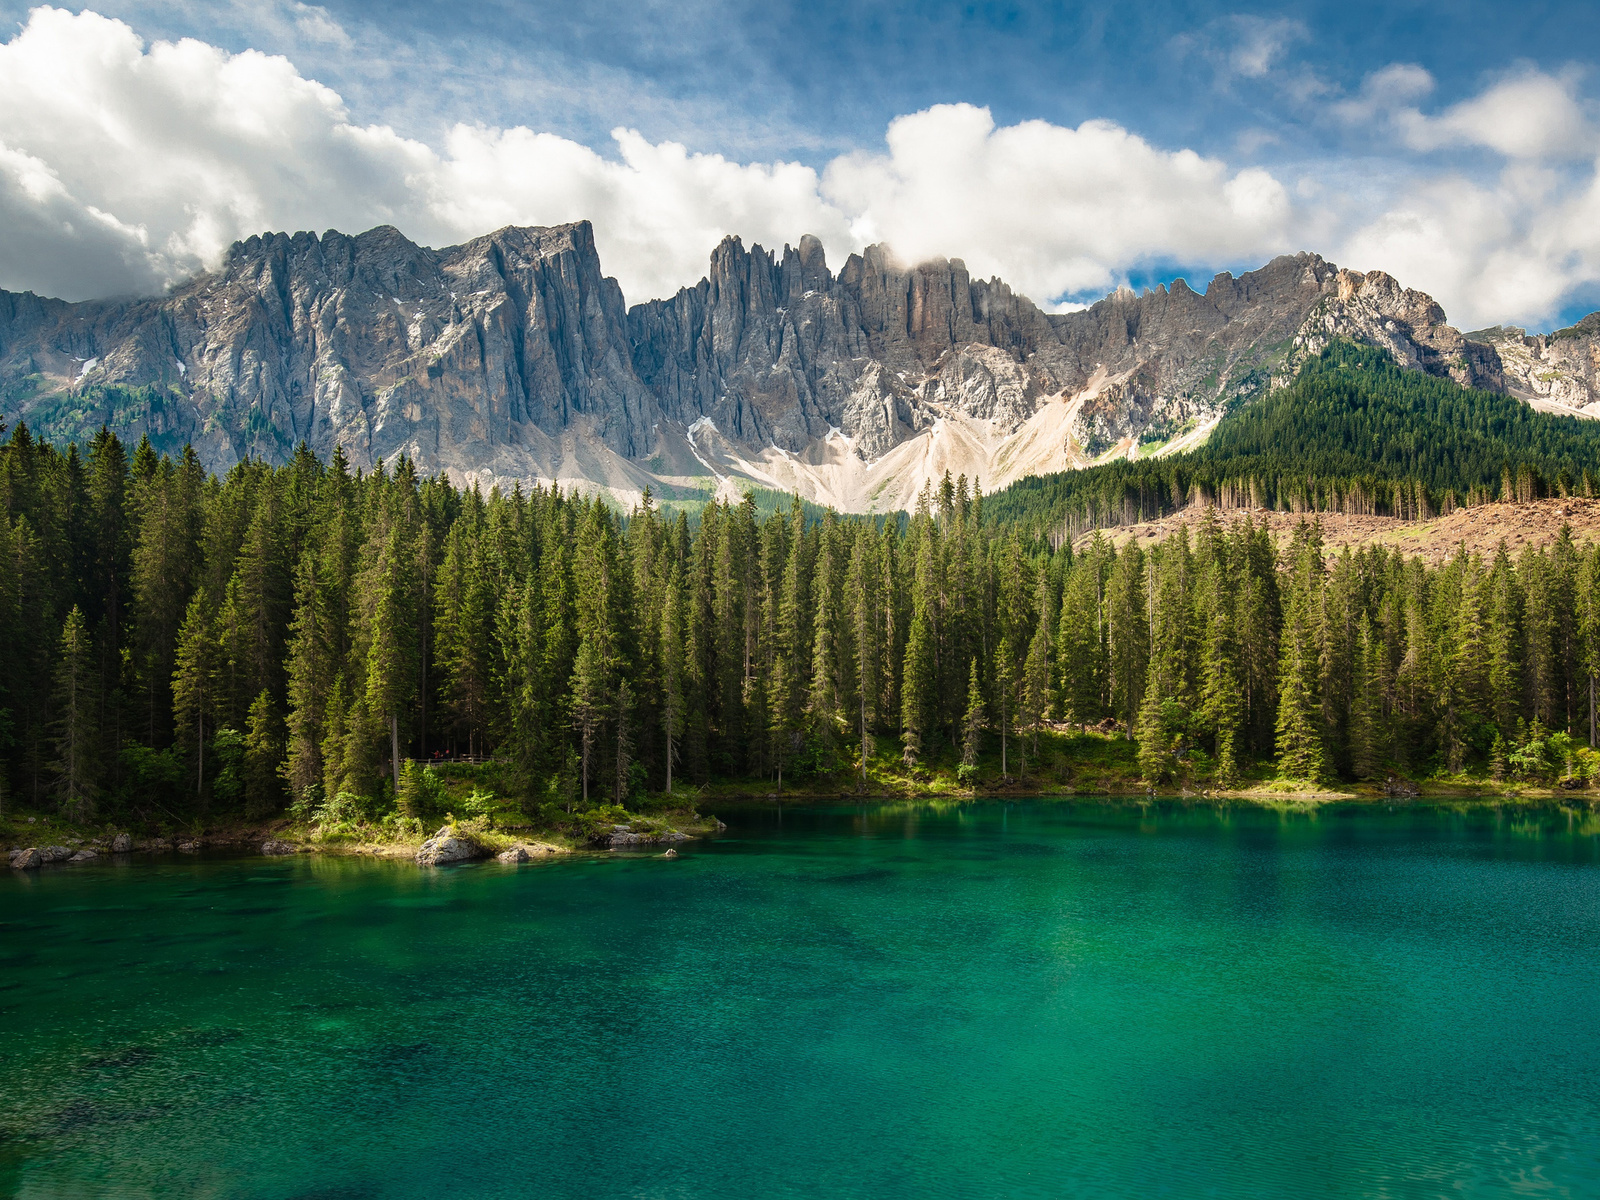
[[416, 828, 486, 866], [260, 840, 297, 856], [9, 847, 41, 869], [605, 827, 691, 848], [110, 833, 132, 853]]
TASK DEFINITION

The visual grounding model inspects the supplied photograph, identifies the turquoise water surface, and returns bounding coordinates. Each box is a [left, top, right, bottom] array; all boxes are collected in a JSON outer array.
[[2, 801, 1599, 1199]]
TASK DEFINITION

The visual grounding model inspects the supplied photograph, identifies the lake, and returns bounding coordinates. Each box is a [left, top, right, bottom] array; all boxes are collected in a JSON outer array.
[[3, 801, 1599, 1198]]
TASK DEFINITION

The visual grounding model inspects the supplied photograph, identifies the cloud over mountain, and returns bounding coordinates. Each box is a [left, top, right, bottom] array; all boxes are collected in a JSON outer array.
[[2, 6, 1600, 330]]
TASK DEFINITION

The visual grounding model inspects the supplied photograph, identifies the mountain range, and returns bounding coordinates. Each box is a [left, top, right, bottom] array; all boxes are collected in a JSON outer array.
[[2, 220, 1597, 511]]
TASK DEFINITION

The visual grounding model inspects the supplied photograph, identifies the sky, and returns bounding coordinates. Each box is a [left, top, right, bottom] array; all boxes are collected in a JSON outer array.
[[3, 0, 1600, 330]]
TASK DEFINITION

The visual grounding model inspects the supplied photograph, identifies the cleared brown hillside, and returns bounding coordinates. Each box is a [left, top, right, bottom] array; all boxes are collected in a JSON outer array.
[[1078, 497, 1600, 565]]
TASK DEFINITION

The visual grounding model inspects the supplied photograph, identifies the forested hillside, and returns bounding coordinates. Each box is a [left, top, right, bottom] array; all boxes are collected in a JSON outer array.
[[0, 414, 1597, 831], [989, 343, 1600, 539]]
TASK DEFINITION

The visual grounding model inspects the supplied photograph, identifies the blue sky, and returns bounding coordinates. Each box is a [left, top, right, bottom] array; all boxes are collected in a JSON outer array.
[[2, 0, 1599, 328], [38, 0, 1590, 163]]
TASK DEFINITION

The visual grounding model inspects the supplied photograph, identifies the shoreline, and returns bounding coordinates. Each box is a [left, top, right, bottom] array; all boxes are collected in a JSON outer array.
[[6, 787, 1592, 871]]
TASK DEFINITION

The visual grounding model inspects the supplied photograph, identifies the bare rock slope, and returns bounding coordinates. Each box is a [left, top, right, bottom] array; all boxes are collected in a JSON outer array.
[[0, 221, 1572, 511]]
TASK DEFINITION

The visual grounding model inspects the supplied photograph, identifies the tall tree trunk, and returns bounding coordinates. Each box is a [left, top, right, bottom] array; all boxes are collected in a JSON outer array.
[[390, 713, 401, 793], [860, 692, 868, 792]]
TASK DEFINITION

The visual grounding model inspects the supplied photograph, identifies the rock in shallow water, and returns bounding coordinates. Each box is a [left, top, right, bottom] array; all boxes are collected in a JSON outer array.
[[416, 830, 486, 866], [605, 828, 690, 848]]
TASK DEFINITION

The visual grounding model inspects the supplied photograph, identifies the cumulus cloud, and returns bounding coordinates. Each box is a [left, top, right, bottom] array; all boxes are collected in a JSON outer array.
[[823, 104, 1292, 302], [6, 7, 1600, 334], [0, 7, 841, 302], [1336, 160, 1600, 329], [1338, 65, 1596, 160]]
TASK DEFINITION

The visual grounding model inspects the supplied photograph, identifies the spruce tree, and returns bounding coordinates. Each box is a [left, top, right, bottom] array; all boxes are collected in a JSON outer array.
[[961, 659, 984, 768], [901, 609, 933, 768], [571, 636, 604, 803], [1275, 583, 1326, 782], [172, 589, 219, 801], [245, 689, 285, 816], [365, 524, 414, 790], [50, 605, 100, 818], [1348, 614, 1384, 781]]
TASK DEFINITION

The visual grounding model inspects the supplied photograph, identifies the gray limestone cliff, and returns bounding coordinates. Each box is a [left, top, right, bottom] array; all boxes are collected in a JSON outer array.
[[0, 220, 1572, 508], [1466, 316, 1600, 419]]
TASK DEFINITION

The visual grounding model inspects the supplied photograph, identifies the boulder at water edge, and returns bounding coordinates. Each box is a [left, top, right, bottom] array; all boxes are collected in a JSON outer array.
[[110, 833, 132, 852], [39, 846, 73, 863], [68, 849, 98, 862], [416, 828, 487, 866], [260, 840, 297, 856], [9, 847, 41, 869], [497, 846, 530, 863]]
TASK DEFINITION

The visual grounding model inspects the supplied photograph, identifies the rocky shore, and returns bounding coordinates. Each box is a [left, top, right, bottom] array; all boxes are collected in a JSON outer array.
[[7, 815, 715, 871]]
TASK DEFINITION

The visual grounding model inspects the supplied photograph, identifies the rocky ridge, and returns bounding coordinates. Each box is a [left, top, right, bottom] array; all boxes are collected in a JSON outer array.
[[1467, 317, 1600, 420], [0, 222, 1580, 512]]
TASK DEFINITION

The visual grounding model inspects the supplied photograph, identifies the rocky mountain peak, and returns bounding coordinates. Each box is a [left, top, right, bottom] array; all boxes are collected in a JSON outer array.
[[0, 222, 1593, 511]]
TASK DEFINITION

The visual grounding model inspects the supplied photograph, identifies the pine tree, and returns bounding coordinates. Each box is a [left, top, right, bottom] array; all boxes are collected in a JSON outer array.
[[571, 635, 604, 803], [283, 547, 334, 798], [1107, 544, 1149, 735], [50, 605, 100, 818], [661, 561, 686, 794], [1348, 614, 1385, 781], [320, 674, 350, 804], [1275, 582, 1326, 782], [849, 531, 881, 790], [1055, 538, 1109, 726], [364, 523, 414, 791], [1200, 591, 1244, 787], [901, 609, 934, 768], [245, 689, 285, 816], [961, 659, 984, 768], [172, 589, 219, 801]]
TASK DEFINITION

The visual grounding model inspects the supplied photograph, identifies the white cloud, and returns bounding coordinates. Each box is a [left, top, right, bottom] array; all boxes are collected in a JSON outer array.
[[822, 104, 1292, 301], [1337, 160, 1600, 329], [1339, 65, 1595, 160], [0, 10, 1295, 310], [431, 125, 852, 302], [288, 3, 353, 49], [1225, 16, 1307, 80], [3, 7, 1600, 335]]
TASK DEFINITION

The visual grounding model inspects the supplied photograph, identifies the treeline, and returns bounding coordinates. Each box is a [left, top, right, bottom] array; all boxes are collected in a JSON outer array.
[[0, 421, 1597, 828], [986, 342, 1600, 540]]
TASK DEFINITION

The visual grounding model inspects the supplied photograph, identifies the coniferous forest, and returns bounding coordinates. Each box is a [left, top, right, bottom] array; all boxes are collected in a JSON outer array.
[[1, 367, 1599, 834], [987, 343, 1600, 539]]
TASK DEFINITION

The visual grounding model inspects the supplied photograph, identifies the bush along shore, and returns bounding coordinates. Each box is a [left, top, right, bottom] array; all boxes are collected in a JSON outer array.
[[4, 759, 724, 868], [9, 719, 1590, 873]]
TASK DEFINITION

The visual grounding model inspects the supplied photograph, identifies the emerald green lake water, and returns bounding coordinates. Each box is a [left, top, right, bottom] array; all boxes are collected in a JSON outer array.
[[3, 802, 1599, 1199]]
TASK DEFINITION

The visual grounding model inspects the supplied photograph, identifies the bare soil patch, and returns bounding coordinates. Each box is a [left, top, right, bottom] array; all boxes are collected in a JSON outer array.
[[1080, 497, 1600, 564]]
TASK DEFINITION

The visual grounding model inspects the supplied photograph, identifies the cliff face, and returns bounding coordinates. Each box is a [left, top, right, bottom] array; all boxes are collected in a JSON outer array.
[[1468, 316, 1600, 420], [0, 220, 1569, 510]]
